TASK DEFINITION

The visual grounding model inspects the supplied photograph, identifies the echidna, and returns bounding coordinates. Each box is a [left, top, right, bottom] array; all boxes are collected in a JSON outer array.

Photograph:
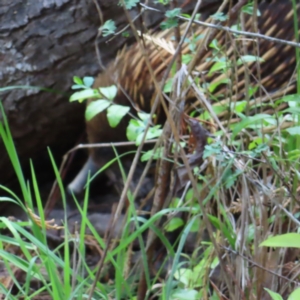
[[68, 0, 300, 194]]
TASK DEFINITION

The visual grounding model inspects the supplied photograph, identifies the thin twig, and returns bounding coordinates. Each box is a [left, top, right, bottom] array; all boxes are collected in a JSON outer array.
[[140, 3, 300, 49]]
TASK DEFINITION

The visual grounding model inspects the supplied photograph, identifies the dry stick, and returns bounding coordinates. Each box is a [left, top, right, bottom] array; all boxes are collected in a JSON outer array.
[[136, 3, 208, 299], [221, 245, 300, 286], [251, 2, 269, 299], [137, 1, 248, 299], [138, 1, 241, 299], [178, 2, 260, 298]]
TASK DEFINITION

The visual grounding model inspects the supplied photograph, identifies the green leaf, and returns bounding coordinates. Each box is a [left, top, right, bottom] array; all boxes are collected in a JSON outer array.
[[208, 214, 236, 248], [285, 126, 300, 135], [99, 85, 118, 100], [158, 0, 170, 4], [107, 104, 130, 128], [264, 288, 283, 300], [242, 3, 261, 16], [161, 18, 178, 30], [211, 12, 228, 21], [182, 54, 193, 64], [69, 88, 98, 102], [231, 114, 271, 139], [248, 85, 258, 97], [136, 126, 162, 145], [100, 20, 116, 37], [83, 76, 94, 88], [288, 149, 300, 161], [164, 78, 173, 93], [141, 147, 164, 162], [85, 99, 111, 121], [137, 112, 152, 122], [288, 287, 300, 300], [190, 218, 200, 232], [71, 84, 86, 90], [73, 76, 83, 85], [165, 8, 181, 18], [171, 288, 199, 300], [209, 39, 219, 50], [209, 61, 229, 74], [165, 217, 184, 232], [122, 31, 130, 38], [248, 137, 263, 150], [231, 100, 247, 113], [260, 233, 300, 248], [203, 140, 223, 159], [127, 119, 144, 141], [122, 0, 139, 9], [237, 55, 264, 65], [145, 126, 163, 140], [279, 94, 300, 103], [208, 78, 230, 93]]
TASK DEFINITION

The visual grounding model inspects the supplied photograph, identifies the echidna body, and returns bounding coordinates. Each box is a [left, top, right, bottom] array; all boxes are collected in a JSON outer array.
[[68, 0, 300, 194]]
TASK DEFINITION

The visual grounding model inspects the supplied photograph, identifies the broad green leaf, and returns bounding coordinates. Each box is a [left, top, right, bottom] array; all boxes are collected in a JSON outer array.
[[190, 218, 200, 232], [208, 78, 230, 93], [136, 126, 162, 145], [126, 119, 144, 141], [73, 76, 83, 85], [203, 141, 223, 159], [146, 126, 163, 139], [71, 84, 86, 90], [283, 108, 300, 114], [260, 233, 300, 248], [164, 78, 173, 93], [137, 112, 152, 122], [165, 8, 181, 18], [100, 20, 116, 37], [107, 104, 130, 128], [83, 76, 94, 88], [264, 288, 283, 300], [69, 88, 98, 102], [288, 149, 300, 161], [242, 3, 261, 16], [209, 61, 229, 74], [200, 105, 227, 120], [170, 288, 198, 300], [237, 55, 264, 65], [141, 147, 164, 162], [209, 39, 219, 50], [99, 85, 118, 100], [173, 269, 194, 286], [161, 18, 178, 30], [248, 137, 263, 150], [208, 214, 236, 248], [286, 126, 300, 135], [231, 114, 271, 139], [231, 100, 247, 113], [280, 94, 300, 103], [263, 116, 277, 126], [182, 54, 193, 64], [211, 12, 228, 21], [288, 287, 300, 300], [248, 85, 258, 97], [85, 100, 111, 121], [123, 0, 139, 9], [165, 217, 184, 232]]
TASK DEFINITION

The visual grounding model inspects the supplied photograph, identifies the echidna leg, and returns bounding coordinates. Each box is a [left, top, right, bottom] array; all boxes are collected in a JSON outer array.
[[67, 156, 99, 195]]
